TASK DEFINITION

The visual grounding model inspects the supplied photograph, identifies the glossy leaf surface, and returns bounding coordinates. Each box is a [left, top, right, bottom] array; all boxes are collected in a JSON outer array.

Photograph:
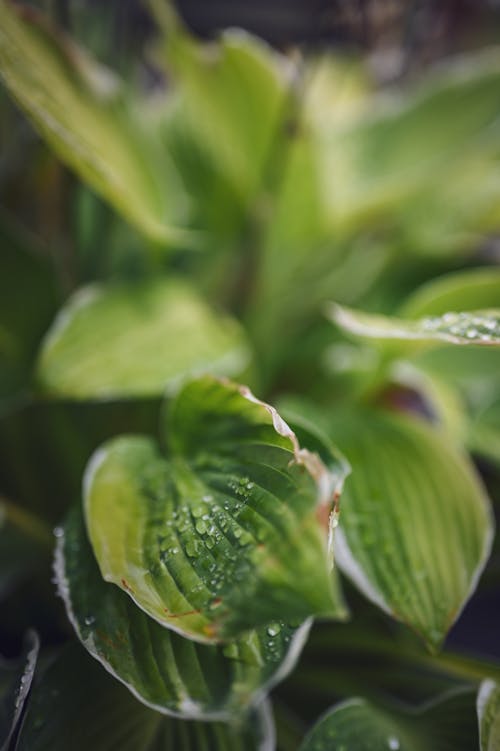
[[0, 631, 39, 751], [16, 643, 274, 751], [306, 406, 493, 650], [37, 280, 250, 399], [56, 505, 311, 719], [300, 690, 478, 751], [85, 376, 345, 642], [329, 303, 500, 353]]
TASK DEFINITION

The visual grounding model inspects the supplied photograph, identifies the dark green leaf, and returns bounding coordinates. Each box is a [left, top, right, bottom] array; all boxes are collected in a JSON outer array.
[[0, 631, 39, 751], [300, 689, 478, 751], [84, 376, 346, 642], [55, 504, 311, 719], [16, 642, 274, 751], [37, 280, 251, 399]]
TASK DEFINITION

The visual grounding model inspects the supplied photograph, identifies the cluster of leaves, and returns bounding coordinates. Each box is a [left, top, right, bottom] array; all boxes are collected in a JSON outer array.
[[1, 1, 500, 749]]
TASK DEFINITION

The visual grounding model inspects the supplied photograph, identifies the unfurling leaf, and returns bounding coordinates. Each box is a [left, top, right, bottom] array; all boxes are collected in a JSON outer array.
[[84, 376, 346, 643]]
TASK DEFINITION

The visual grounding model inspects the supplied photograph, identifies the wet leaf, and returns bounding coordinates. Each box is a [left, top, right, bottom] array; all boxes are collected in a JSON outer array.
[[300, 689, 478, 751], [55, 504, 311, 719], [287, 401, 494, 651], [0, 631, 39, 751], [16, 642, 274, 751], [329, 303, 500, 353], [84, 376, 346, 642]]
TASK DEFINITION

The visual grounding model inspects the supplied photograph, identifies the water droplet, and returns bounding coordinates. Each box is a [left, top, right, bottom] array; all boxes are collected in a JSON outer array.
[[387, 737, 400, 750], [186, 541, 200, 558], [466, 328, 478, 339], [195, 520, 208, 535], [84, 615, 96, 626], [203, 494, 213, 502], [53, 526, 64, 538], [267, 623, 281, 637]]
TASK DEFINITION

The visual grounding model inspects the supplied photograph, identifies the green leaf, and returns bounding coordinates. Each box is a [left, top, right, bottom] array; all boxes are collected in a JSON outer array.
[[85, 376, 345, 642], [328, 303, 500, 353], [468, 397, 500, 467], [321, 50, 500, 245], [16, 642, 275, 751], [401, 267, 500, 319], [306, 406, 493, 650], [299, 689, 478, 751], [0, 3, 185, 243], [36, 280, 251, 399], [478, 680, 500, 751], [165, 27, 286, 204], [55, 504, 311, 719], [0, 630, 39, 751]]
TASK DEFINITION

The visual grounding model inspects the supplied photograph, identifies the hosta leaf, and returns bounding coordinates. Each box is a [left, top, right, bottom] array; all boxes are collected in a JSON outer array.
[[0, 631, 39, 751], [320, 49, 500, 239], [55, 504, 311, 719], [478, 680, 500, 751], [308, 405, 493, 650], [0, 3, 185, 243], [300, 689, 478, 751], [85, 376, 345, 642], [401, 267, 500, 319], [329, 303, 500, 353], [166, 27, 286, 203], [37, 280, 250, 399], [16, 643, 275, 751]]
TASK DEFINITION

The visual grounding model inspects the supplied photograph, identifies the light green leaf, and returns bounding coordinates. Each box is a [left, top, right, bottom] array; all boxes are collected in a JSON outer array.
[[36, 279, 251, 399], [300, 689, 478, 751], [0, 3, 186, 243], [468, 397, 500, 467], [0, 631, 39, 751], [402, 267, 500, 319], [16, 642, 275, 751], [329, 303, 500, 353], [85, 376, 345, 642], [321, 49, 500, 242], [165, 27, 286, 203], [478, 680, 500, 751], [316, 407, 493, 650], [55, 504, 311, 719]]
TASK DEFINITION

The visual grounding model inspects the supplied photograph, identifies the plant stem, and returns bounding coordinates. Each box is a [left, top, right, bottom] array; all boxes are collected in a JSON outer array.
[[0, 496, 53, 551]]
